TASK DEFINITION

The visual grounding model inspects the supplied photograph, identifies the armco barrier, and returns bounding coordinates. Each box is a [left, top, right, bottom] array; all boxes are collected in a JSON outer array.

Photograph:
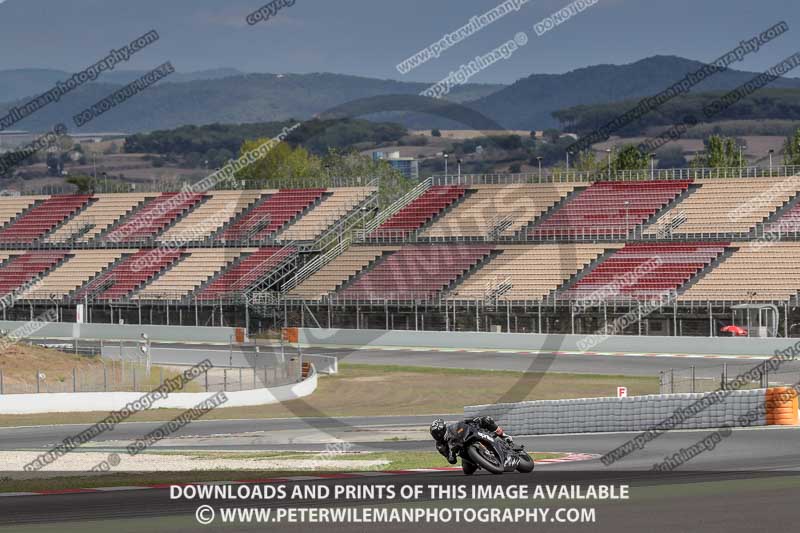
[[0, 368, 317, 415], [293, 328, 799, 357], [464, 389, 770, 435], [0, 321, 240, 344]]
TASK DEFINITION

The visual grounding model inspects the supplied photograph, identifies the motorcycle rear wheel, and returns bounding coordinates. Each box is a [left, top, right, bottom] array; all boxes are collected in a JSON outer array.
[[467, 443, 504, 474]]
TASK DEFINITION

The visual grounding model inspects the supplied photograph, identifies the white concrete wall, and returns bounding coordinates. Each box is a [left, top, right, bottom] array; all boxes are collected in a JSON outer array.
[[464, 389, 766, 435], [297, 327, 797, 357], [0, 369, 317, 415]]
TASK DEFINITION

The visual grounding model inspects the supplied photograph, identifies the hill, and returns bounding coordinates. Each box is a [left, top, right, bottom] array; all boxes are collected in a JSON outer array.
[[0, 72, 504, 133], [471, 55, 800, 130]]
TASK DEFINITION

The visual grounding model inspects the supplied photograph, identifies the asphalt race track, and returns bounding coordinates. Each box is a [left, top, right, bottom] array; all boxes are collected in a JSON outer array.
[[4, 341, 797, 531], [40, 338, 788, 378]]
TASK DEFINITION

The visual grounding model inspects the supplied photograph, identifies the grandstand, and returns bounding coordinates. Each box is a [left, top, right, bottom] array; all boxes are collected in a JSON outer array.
[[1, 174, 799, 337]]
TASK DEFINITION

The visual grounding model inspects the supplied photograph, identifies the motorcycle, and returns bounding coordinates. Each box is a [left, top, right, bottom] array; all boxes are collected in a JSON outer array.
[[444, 421, 535, 475]]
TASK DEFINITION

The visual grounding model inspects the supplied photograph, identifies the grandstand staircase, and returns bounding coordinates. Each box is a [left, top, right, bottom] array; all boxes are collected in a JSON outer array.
[[355, 177, 432, 241], [93, 194, 160, 245], [513, 186, 587, 239], [676, 245, 738, 296], [188, 252, 249, 298], [39, 197, 98, 244], [149, 194, 211, 242], [126, 252, 193, 302], [752, 189, 800, 238], [442, 249, 503, 300], [638, 183, 700, 237], [551, 247, 621, 296], [69, 253, 134, 301], [211, 192, 272, 243], [330, 249, 398, 295], [413, 188, 475, 239], [270, 192, 331, 243]]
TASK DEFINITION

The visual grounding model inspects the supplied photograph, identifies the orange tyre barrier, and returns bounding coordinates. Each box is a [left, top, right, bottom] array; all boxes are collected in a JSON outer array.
[[235, 327, 245, 344], [765, 387, 799, 426]]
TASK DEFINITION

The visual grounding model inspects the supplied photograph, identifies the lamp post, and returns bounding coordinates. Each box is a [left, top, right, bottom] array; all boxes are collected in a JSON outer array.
[[536, 156, 543, 181], [623, 200, 630, 237], [769, 149, 774, 175], [650, 153, 656, 180], [457, 158, 462, 180], [606, 148, 612, 179], [566, 151, 571, 171], [140, 333, 151, 376], [443, 153, 449, 180]]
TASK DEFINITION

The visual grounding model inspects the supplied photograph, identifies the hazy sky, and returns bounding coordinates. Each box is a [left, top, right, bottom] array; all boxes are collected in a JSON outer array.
[[0, 0, 797, 83]]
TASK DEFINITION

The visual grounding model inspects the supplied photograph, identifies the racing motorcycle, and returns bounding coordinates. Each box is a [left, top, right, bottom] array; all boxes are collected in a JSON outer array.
[[444, 420, 535, 475]]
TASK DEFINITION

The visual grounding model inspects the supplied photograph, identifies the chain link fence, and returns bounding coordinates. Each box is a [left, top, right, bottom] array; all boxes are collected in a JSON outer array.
[[0, 357, 303, 395], [659, 360, 800, 394]]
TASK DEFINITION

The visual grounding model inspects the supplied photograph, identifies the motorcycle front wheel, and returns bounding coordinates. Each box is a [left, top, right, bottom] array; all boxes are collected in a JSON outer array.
[[516, 452, 535, 473], [461, 460, 478, 476], [467, 443, 504, 475]]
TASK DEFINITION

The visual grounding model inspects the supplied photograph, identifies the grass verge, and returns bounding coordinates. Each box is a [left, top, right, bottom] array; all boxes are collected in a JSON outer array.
[[0, 451, 564, 493], [0, 363, 658, 427]]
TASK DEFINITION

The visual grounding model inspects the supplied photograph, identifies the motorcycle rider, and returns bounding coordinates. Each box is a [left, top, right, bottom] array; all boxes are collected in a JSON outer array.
[[429, 416, 513, 464]]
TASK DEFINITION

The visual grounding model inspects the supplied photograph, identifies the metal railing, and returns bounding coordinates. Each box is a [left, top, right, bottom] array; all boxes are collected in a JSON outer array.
[[357, 177, 432, 239], [284, 237, 351, 293], [431, 165, 800, 185]]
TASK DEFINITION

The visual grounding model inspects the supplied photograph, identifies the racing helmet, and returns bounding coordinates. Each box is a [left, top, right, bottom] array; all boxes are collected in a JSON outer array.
[[430, 418, 447, 441]]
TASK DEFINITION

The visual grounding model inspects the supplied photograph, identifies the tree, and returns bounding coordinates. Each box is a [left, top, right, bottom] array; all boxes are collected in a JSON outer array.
[[234, 140, 321, 187], [66, 175, 95, 194], [571, 150, 601, 172], [613, 145, 650, 171], [691, 135, 744, 169], [783, 129, 800, 166], [431, 129, 442, 137]]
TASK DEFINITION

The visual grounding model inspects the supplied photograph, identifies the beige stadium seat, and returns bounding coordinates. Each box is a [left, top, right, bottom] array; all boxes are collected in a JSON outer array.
[[645, 177, 800, 236], [159, 191, 268, 243], [447, 243, 617, 301], [421, 183, 580, 238], [288, 245, 395, 300], [679, 241, 800, 302], [278, 187, 377, 242], [45, 193, 156, 243], [0, 196, 44, 228], [21, 249, 133, 299], [133, 248, 253, 301]]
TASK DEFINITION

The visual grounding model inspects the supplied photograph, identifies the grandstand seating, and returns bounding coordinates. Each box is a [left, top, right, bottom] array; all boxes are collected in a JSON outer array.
[[0, 196, 41, 229], [134, 248, 252, 301], [159, 191, 266, 243], [22, 250, 129, 300], [75, 249, 184, 301], [679, 242, 800, 302], [764, 201, 800, 235], [288, 246, 395, 300], [0, 251, 69, 295], [101, 192, 205, 243], [645, 178, 800, 236], [45, 193, 154, 244], [559, 242, 729, 301], [370, 186, 466, 238], [422, 184, 579, 238], [219, 189, 326, 242], [195, 246, 296, 299], [448, 244, 617, 301], [278, 187, 377, 242], [530, 180, 692, 239], [0, 195, 92, 244], [336, 244, 494, 301]]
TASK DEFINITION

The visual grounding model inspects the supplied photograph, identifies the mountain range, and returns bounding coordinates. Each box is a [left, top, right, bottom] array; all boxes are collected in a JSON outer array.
[[2, 56, 799, 134]]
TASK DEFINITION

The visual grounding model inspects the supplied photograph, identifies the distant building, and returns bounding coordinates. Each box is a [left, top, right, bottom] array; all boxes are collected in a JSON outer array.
[[373, 151, 419, 180]]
